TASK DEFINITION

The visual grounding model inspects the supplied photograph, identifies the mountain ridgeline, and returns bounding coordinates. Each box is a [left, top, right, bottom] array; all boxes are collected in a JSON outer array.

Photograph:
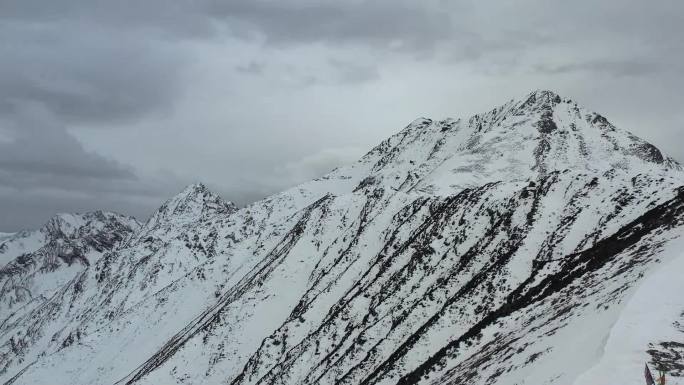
[[1, 91, 683, 385]]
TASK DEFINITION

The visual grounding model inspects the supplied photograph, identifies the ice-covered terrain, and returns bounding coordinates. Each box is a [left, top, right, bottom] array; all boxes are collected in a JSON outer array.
[[1, 90, 683, 385]]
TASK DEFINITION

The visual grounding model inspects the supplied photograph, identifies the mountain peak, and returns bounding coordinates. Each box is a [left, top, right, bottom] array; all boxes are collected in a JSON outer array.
[[344, 90, 681, 197], [516, 89, 564, 111], [43, 213, 86, 236], [169, 183, 234, 208], [0, 210, 139, 276], [529, 89, 562, 99], [131, 183, 238, 243], [41, 211, 139, 240], [159, 183, 236, 220], [177, 182, 210, 197]]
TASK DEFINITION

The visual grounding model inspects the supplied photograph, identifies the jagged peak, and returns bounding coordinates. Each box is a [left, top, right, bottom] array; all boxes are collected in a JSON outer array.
[[41, 211, 139, 239], [528, 89, 562, 100], [161, 183, 236, 212], [347, 89, 682, 198], [44, 213, 85, 231], [511, 89, 564, 112], [132, 183, 237, 242], [0, 210, 139, 270], [177, 182, 210, 197], [408, 117, 433, 127], [466, 90, 676, 165]]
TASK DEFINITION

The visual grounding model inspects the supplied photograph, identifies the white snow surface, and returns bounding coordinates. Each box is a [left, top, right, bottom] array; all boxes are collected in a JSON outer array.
[[572, 237, 684, 385]]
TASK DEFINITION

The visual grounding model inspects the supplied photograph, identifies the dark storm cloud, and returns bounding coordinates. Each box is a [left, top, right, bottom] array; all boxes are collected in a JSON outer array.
[[0, 105, 176, 230], [0, 2, 196, 230], [0, 105, 133, 181]]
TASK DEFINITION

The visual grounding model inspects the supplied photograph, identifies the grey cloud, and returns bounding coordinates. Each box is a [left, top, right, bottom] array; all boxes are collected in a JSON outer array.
[[0, 106, 188, 231], [208, 146, 366, 208], [209, 1, 459, 52], [329, 59, 380, 84], [3, 1, 682, 61], [0, 0, 459, 51], [0, 23, 184, 125], [277, 146, 364, 182], [535, 60, 661, 78], [235, 61, 265, 75], [2, 0, 448, 129], [0, 1, 215, 38], [0, 106, 134, 180], [1, 0, 683, 232], [0, 189, 149, 233], [234, 58, 379, 87], [0, 10, 190, 227]]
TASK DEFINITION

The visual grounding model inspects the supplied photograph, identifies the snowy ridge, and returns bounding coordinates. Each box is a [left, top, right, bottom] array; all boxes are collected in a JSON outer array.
[[0, 211, 140, 378], [308, 90, 680, 199], [572, 237, 684, 385], [1, 90, 683, 385]]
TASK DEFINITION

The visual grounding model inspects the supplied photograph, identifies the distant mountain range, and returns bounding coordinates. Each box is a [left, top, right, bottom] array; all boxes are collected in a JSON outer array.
[[2, 90, 683, 385]]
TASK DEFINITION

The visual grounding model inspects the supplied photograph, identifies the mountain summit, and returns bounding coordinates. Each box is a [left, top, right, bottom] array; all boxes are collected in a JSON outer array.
[[319, 89, 679, 198], [1, 91, 683, 385], [129, 183, 238, 245], [145, 182, 237, 228]]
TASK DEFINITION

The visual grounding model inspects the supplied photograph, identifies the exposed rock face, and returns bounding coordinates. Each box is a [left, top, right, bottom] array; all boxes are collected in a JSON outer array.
[[1, 90, 683, 385]]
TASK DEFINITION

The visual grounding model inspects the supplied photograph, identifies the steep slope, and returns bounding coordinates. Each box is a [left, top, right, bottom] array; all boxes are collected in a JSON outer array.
[[2, 90, 683, 385], [0, 184, 240, 381], [571, 236, 684, 385], [0, 211, 139, 376], [0, 211, 140, 312]]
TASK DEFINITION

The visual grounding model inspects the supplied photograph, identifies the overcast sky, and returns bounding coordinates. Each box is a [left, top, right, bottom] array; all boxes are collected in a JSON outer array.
[[1, 0, 683, 231]]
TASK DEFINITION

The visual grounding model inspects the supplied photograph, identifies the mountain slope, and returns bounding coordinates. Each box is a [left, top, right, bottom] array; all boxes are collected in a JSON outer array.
[[0, 211, 139, 377], [1, 90, 683, 385]]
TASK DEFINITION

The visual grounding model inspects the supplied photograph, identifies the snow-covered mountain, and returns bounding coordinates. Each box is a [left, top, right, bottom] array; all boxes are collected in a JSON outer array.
[[0, 211, 139, 377], [0, 211, 140, 313], [1, 90, 683, 385]]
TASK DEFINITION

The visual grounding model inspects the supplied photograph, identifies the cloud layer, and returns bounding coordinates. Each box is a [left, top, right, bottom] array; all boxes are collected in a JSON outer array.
[[1, 0, 683, 230]]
